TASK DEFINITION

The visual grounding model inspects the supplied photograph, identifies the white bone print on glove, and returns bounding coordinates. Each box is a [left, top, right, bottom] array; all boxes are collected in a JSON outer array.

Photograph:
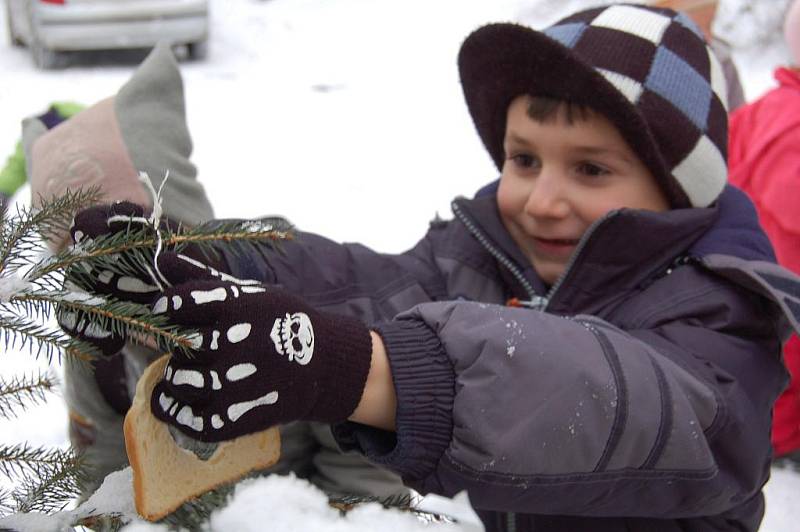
[[149, 251, 374, 442]]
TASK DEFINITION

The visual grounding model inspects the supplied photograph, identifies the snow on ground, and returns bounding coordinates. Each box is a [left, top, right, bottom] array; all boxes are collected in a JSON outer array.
[[0, 0, 799, 530]]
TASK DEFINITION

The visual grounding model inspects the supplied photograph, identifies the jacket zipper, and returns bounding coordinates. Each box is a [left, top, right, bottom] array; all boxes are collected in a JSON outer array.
[[541, 212, 617, 311], [453, 201, 616, 311], [452, 201, 544, 307], [506, 512, 517, 532]]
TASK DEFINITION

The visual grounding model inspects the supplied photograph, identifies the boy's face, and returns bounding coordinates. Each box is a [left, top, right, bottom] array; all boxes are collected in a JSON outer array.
[[497, 95, 670, 286]]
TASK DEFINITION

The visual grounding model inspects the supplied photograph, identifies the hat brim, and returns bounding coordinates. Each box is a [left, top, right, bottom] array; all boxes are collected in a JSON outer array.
[[457, 23, 679, 204]]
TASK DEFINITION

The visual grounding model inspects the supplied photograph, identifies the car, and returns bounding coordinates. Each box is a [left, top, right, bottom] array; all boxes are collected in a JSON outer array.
[[5, 0, 209, 69]]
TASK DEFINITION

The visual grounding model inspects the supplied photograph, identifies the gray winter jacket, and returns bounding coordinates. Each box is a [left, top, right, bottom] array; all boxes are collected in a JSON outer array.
[[227, 185, 798, 532]]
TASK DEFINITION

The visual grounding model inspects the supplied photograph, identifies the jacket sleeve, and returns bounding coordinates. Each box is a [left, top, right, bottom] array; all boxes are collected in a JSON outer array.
[[334, 265, 788, 519], [217, 223, 449, 321]]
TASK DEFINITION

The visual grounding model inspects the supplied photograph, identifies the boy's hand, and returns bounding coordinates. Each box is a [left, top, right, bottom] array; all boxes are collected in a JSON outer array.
[[56, 294, 125, 357], [68, 201, 163, 304], [149, 252, 373, 442], [56, 202, 161, 357]]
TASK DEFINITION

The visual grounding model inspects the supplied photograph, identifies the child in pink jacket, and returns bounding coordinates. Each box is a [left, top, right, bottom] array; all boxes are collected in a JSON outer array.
[[728, 0, 800, 459]]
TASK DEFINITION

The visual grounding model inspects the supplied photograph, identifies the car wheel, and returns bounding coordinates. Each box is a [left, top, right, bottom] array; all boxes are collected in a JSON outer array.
[[6, 4, 24, 47], [187, 40, 208, 61], [32, 41, 66, 69]]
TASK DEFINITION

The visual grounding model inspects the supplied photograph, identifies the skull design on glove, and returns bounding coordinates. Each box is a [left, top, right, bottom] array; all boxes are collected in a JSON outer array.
[[270, 312, 314, 365]]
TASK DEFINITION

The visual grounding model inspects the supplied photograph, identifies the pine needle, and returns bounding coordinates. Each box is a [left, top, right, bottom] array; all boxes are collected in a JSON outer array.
[[0, 487, 13, 517], [9, 447, 87, 514], [27, 219, 292, 283], [0, 311, 102, 364], [0, 188, 102, 278], [0, 372, 57, 420]]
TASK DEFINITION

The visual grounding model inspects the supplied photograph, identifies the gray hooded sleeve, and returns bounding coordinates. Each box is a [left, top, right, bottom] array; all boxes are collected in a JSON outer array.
[[335, 264, 788, 519]]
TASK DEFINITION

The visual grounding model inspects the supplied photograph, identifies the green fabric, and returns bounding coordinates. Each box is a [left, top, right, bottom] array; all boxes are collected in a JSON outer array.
[[0, 141, 27, 195], [0, 101, 86, 197], [50, 101, 85, 118]]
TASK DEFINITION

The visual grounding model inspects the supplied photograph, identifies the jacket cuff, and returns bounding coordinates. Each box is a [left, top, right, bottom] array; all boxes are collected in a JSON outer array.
[[333, 318, 455, 484]]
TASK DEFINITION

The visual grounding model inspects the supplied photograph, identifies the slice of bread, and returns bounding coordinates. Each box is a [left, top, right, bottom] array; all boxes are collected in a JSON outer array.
[[124, 355, 281, 521]]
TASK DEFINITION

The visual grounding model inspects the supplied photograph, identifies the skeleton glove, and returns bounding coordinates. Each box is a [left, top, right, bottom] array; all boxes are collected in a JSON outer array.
[[57, 202, 163, 356], [150, 252, 373, 442], [67, 201, 169, 302]]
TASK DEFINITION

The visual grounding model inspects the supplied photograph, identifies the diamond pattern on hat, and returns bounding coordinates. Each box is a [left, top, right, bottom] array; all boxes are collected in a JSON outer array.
[[645, 47, 712, 130], [638, 89, 701, 168], [590, 5, 672, 44], [559, 6, 607, 26], [575, 27, 657, 82], [543, 22, 587, 48], [598, 69, 643, 104], [671, 134, 726, 207], [707, 49, 728, 111], [705, 95, 728, 158], [673, 11, 704, 40], [661, 21, 711, 78]]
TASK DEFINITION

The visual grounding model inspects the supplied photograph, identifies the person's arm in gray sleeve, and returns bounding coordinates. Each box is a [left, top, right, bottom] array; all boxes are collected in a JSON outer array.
[[337, 272, 785, 519], [217, 223, 449, 320]]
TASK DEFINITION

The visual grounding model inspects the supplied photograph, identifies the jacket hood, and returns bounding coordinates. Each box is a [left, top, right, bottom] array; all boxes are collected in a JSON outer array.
[[687, 185, 776, 263]]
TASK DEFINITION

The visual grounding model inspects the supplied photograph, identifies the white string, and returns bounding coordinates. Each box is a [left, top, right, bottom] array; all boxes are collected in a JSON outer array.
[[138, 171, 171, 290]]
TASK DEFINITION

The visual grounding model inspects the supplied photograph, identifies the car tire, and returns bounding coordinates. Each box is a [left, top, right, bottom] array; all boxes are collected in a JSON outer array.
[[187, 40, 208, 61], [6, 4, 24, 47], [32, 41, 66, 69]]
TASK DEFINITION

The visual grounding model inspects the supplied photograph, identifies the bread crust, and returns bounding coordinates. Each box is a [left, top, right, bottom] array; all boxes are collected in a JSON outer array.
[[124, 355, 281, 521]]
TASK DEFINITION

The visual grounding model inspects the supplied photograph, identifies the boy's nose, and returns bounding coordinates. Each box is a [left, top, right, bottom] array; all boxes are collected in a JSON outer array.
[[523, 170, 569, 219]]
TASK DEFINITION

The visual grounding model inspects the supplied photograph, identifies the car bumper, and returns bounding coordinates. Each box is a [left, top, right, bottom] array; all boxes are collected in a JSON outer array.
[[32, 1, 208, 51]]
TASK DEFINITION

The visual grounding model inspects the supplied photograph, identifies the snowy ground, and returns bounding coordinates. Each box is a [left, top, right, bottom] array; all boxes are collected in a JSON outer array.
[[1, 0, 799, 530]]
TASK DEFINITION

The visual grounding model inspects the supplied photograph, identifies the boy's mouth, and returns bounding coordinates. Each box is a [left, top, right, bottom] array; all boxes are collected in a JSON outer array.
[[532, 237, 579, 257]]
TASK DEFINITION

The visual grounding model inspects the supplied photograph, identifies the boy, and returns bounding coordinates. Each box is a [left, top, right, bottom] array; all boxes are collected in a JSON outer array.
[[66, 4, 800, 530]]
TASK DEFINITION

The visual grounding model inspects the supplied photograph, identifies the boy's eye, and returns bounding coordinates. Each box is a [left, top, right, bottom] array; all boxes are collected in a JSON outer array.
[[509, 153, 538, 169], [577, 162, 609, 177]]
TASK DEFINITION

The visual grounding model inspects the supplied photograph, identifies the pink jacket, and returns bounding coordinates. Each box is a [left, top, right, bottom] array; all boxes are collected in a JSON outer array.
[[729, 67, 800, 456], [729, 67, 800, 273]]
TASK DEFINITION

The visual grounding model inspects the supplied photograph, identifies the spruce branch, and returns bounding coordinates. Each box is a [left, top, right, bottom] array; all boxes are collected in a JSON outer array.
[[11, 290, 198, 357], [8, 446, 87, 514], [26, 220, 292, 283], [328, 492, 455, 524], [74, 513, 127, 531], [161, 483, 234, 531], [0, 187, 294, 526], [0, 188, 102, 278], [0, 488, 13, 517], [0, 312, 100, 364], [0, 372, 57, 420], [0, 444, 73, 481]]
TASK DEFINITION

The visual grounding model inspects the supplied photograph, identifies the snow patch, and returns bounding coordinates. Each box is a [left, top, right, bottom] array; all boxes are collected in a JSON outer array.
[[205, 474, 468, 532], [0, 467, 138, 532], [0, 275, 30, 302]]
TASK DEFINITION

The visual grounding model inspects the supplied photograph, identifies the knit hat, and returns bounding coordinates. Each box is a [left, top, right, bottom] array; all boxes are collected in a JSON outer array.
[[458, 3, 729, 208], [786, 0, 800, 66]]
